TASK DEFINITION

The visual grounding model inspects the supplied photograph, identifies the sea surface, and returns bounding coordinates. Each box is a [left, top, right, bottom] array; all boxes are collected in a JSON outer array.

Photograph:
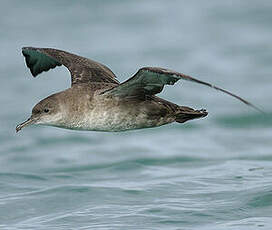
[[1, 0, 272, 229]]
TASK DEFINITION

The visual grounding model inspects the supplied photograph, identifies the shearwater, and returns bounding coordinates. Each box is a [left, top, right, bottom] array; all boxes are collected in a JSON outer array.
[[16, 47, 261, 133]]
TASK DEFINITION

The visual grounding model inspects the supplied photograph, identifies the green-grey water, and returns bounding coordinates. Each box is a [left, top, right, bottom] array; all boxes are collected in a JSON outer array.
[[1, 1, 272, 229]]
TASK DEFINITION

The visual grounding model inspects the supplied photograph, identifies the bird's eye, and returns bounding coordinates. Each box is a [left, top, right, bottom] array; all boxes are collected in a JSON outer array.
[[44, 108, 49, 113]]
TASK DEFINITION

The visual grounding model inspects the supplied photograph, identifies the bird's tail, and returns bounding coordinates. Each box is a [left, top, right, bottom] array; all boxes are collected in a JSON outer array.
[[175, 106, 208, 123]]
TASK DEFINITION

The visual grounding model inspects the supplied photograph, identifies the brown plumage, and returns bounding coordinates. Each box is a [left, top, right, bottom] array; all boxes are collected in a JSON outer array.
[[16, 47, 259, 132]]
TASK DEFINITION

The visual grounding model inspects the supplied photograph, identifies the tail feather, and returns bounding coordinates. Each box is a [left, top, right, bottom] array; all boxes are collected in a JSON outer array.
[[175, 106, 208, 123]]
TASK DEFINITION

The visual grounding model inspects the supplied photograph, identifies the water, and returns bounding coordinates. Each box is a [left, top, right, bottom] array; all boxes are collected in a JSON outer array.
[[1, 0, 272, 229]]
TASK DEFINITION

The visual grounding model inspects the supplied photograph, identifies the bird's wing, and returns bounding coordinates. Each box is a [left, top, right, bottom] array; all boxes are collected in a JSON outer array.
[[103, 67, 262, 112], [22, 47, 119, 85]]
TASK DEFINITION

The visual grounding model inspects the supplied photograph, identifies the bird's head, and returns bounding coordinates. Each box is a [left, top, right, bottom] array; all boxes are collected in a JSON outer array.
[[16, 95, 64, 132]]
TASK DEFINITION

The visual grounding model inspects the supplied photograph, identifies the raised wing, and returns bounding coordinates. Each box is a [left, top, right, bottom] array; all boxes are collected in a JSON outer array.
[[22, 47, 119, 85], [104, 67, 262, 112]]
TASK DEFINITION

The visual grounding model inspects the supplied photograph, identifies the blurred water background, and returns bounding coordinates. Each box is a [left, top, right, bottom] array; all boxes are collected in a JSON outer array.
[[1, 0, 272, 229]]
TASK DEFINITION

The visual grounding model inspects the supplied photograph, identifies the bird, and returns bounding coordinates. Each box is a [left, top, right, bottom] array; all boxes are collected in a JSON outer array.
[[16, 47, 261, 133]]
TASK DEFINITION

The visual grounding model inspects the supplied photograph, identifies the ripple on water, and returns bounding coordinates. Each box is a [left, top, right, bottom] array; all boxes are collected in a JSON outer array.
[[215, 112, 272, 128]]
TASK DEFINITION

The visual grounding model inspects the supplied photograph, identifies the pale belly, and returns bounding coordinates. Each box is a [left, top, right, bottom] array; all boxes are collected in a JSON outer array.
[[78, 107, 157, 132], [64, 99, 174, 132]]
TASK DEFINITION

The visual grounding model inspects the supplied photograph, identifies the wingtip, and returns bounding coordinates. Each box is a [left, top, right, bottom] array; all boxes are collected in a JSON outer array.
[[251, 104, 265, 114], [22, 46, 37, 52], [21, 47, 40, 77], [22, 46, 30, 51], [22, 47, 34, 56]]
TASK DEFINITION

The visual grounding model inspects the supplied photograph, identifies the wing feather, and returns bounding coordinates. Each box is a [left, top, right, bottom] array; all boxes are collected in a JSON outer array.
[[22, 47, 119, 85], [104, 67, 262, 112]]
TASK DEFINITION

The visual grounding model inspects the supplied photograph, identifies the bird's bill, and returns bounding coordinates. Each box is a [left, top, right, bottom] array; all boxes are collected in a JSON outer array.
[[16, 117, 36, 133]]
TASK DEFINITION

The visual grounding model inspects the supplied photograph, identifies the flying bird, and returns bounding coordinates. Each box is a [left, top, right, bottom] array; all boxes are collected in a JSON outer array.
[[16, 47, 260, 133]]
